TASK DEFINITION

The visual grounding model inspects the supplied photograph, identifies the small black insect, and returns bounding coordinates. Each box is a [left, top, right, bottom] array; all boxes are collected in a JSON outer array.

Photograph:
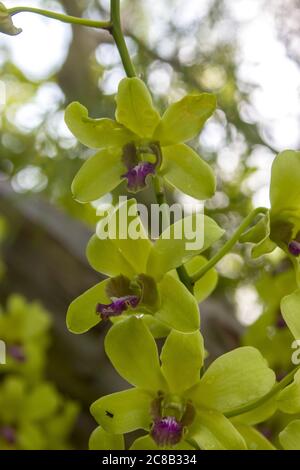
[[105, 410, 114, 418]]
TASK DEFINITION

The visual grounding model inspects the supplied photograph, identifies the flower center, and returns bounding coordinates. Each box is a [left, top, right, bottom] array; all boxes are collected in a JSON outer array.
[[96, 295, 140, 320], [122, 162, 156, 192], [151, 416, 183, 447], [121, 142, 162, 192], [288, 240, 300, 257], [149, 393, 195, 448]]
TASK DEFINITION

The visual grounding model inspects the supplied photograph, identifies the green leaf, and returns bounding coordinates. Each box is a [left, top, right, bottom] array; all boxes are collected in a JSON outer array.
[[154, 93, 216, 145], [66, 280, 110, 334], [147, 215, 224, 280], [156, 274, 200, 332], [281, 289, 300, 339], [71, 147, 124, 203], [161, 144, 215, 200], [87, 235, 136, 278], [234, 423, 276, 450], [89, 426, 125, 450], [189, 410, 246, 450], [188, 347, 276, 413], [279, 420, 300, 450], [0, 3, 22, 35], [184, 255, 218, 302], [270, 151, 300, 227], [115, 78, 160, 138], [90, 388, 152, 434], [104, 317, 166, 390], [277, 369, 300, 414], [130, 435, 195, 450], [94, 198, 152, 275], [65, 102, 133, 149], [160, 330, 204, 393]]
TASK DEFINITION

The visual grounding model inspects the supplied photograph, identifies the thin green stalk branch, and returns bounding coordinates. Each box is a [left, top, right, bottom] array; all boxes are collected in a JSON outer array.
[[191, 206, 269, 283], [225, 365, 300, 419], [8, 6, 112, 30], [152, 175, 194, 292], [110, 0, 136, 77], [176, 265, 194, 293]]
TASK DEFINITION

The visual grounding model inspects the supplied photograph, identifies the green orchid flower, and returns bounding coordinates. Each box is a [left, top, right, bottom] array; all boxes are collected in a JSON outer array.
[[247, 151, 300, 359], [277, 290, 300, 417], [276, 369, 300, 415], [241, 150, 300, 259], [238, 243, 300, 444], [0, 3, 22, 35], [243, 270, 297, 374], [0, 376, 79, 450], [65, 77, 216, 202], [242, 150, 300, 373], [281, 289, 300, 347], [0, 295, 51, 379], [279, 420, 300, 450], [89, 317, 276, 450], [67, 198, 224, 336]]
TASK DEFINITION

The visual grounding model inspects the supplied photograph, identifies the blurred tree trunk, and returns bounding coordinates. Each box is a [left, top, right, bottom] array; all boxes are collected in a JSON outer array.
[[0, 179, 126, 448]]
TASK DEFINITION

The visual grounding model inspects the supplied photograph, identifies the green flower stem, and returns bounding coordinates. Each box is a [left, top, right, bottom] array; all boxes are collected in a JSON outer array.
[[9, 3, 136, 77], [8, 6, 112, 30], [191, 207, 269, 283], [225, 365, 300, 419], [176, 265, 194, 293], [152, 176, 194, 292], [110, 0, 136, 78]]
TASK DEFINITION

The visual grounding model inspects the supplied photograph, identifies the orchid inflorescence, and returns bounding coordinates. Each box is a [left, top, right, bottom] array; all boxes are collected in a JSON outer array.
[[2, 0, 300, 451]]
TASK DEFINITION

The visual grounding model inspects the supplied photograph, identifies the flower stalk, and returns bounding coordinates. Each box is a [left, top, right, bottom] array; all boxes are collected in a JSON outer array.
[[110, 0, 136, 78], [191, 207, 269, 283], [8, 6, 112, 30]]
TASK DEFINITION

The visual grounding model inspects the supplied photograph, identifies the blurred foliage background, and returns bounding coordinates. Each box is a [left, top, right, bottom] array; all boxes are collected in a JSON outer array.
[[0, 0, 300, 449]]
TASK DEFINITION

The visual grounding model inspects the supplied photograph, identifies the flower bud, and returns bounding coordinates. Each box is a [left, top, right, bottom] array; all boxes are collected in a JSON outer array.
[[0, 3, 22, 36], [288, 240, 300, 257]]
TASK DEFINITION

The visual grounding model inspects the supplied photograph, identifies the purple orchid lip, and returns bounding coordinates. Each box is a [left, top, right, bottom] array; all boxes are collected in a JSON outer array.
[[122, 162, 156, 192], [0, 426, 16, 445], [288, 240, 300, 256], [96, 295, 140, 320], [7, 344, 26, 363], [151, 416, 183, 447]]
